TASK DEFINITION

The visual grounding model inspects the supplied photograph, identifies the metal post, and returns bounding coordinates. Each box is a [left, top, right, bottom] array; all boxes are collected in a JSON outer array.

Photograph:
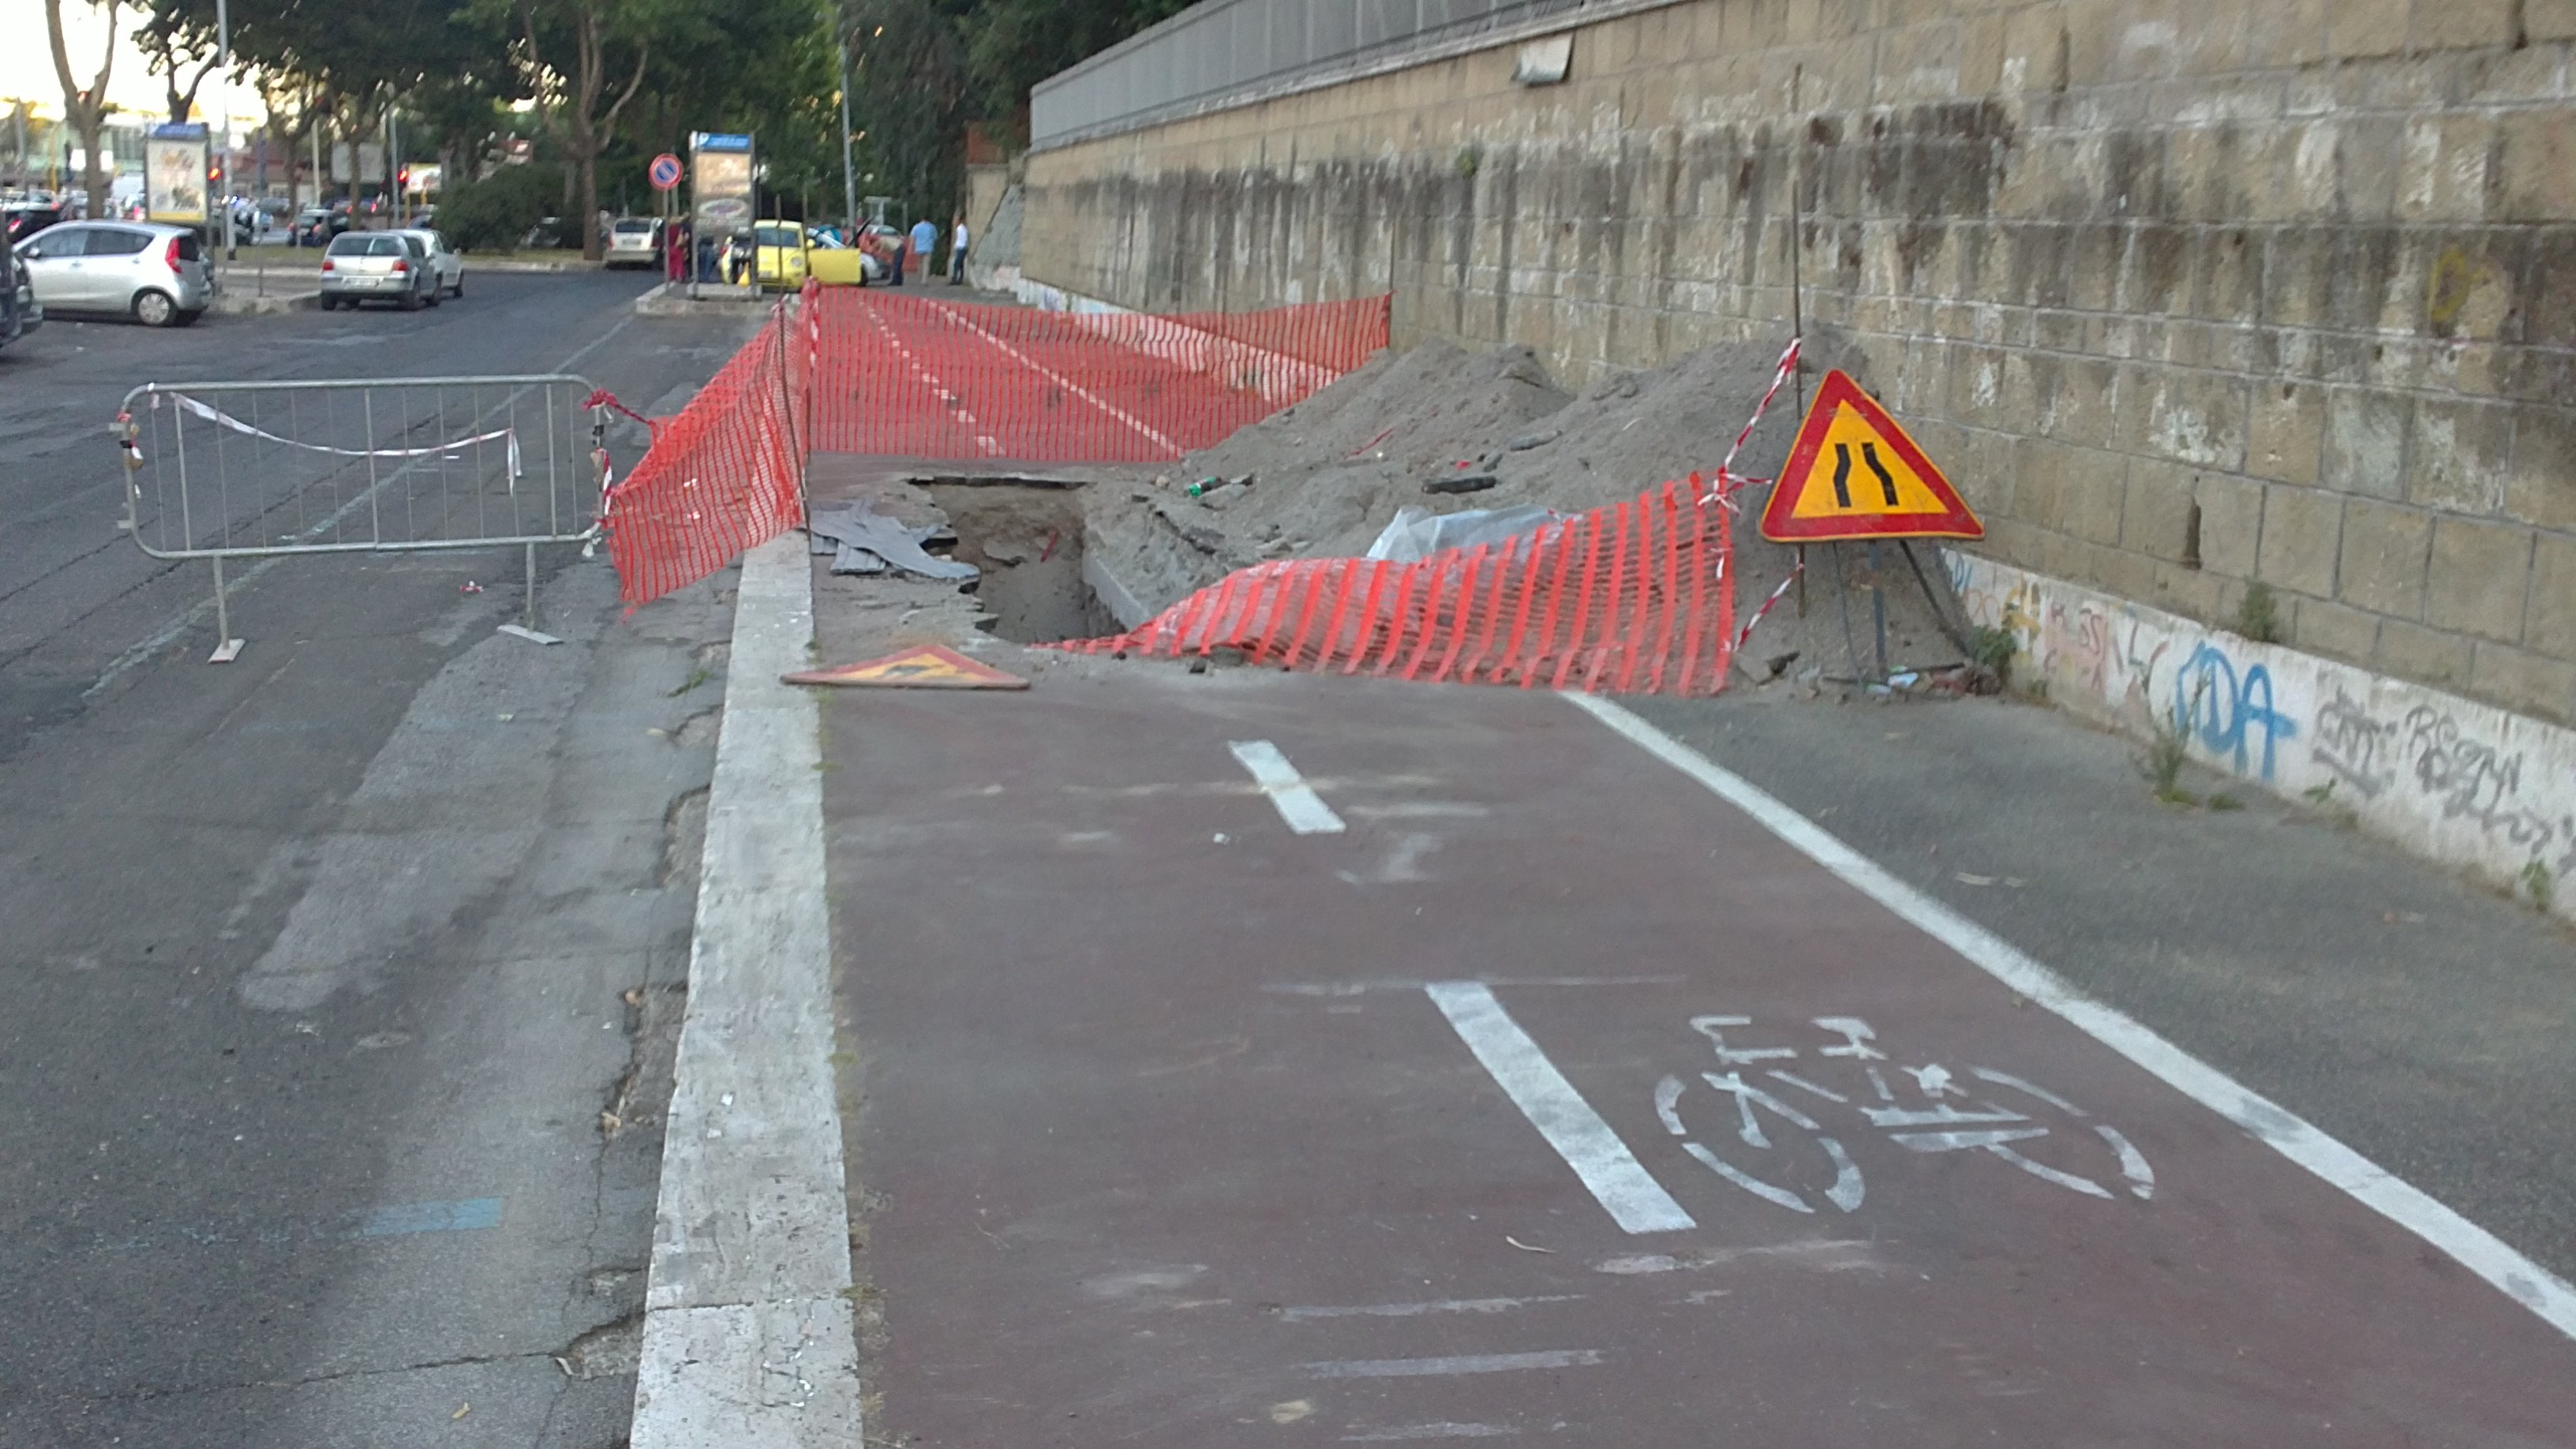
[[524, 541, 537, 630], [208, 556, 242, 662], [218, 0, 236, 263], [1867, 540, 1889, 680], [838, 30, 858, 231]]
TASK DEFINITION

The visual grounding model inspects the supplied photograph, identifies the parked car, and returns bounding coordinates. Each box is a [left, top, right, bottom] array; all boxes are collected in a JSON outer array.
[[520, 216, 584, 250], [318, 230, 439, 311], [803, 228, 867, 286], [0, 237, 41, 350], [604, 216, 662, 268], [6, 204, 67, 245], [12, 220, 213, 326], [293, 205, 350, 247], [395, 227, 465, 298], [749, 222, 812, 290]]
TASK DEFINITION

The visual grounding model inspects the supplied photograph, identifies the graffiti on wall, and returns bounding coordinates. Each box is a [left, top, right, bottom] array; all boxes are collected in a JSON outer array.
[[1946, 553, 2576, 894], [2171, 642, 2297, 781]]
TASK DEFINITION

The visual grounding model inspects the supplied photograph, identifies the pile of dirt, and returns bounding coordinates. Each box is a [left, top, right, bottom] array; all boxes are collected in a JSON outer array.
[[1085, 335, 1971, 687]]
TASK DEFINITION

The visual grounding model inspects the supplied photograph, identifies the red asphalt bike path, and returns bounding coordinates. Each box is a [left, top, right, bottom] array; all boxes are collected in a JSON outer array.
[[818, 295, 1271, 464], [818, 657, 2576, 1448]]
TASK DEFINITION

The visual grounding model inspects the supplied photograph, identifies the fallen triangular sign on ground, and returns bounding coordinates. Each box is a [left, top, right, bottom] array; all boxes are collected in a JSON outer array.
[[784, 643, 1030, 690]]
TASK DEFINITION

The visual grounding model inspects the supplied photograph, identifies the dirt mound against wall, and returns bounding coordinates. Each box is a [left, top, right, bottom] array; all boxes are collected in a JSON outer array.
[[1085, 335, 1973, 687]]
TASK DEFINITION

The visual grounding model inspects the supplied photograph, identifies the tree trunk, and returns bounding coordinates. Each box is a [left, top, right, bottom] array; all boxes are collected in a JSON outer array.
[[578, 144, 601, 261], [43, 0, 119, 219]]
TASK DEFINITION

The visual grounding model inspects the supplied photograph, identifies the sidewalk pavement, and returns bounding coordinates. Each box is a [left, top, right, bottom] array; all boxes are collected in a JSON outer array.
[[638, 462, 2576, 1443]]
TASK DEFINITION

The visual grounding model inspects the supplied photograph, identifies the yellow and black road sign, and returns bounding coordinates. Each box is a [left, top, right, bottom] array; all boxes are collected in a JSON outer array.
[[1759, 370, 1983, 543], [783, 643, 1029, 690]]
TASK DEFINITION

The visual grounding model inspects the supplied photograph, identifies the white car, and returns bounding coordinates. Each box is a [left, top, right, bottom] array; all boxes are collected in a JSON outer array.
[[395, 228, 465, 298], [604, 217, 662, 268]]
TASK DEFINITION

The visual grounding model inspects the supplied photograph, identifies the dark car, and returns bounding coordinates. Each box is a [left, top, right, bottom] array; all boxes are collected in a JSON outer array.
[[0, 236, 42, 351], [6, 205, 68, 246], [293, 206, 351, 247]]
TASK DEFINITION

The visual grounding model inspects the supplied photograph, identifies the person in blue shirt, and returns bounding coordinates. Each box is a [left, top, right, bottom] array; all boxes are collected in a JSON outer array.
[[909, 216, 938, 285]]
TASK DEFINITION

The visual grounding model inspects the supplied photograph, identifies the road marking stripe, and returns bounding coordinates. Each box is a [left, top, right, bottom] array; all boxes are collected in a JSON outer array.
[[1425, 980, 1697, 1235], [1567, 693, 2576, 1340], [355, 1197, 504, 1237], [1300, 1350, 1603, 1379], [1228, 739, 1346, 834], [1341, 1425, 1522, 1441], [1280, 1295, 1582, 1320]]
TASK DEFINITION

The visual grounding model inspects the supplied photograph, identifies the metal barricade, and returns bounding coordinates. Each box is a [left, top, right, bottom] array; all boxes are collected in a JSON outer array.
[[116, 374, 606, 661]]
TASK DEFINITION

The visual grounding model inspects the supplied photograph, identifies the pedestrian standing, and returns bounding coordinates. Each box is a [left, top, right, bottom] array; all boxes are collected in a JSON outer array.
[[910, 215, 938, 289], [949, 213, 968, 284], [890, 231, 907, 286]]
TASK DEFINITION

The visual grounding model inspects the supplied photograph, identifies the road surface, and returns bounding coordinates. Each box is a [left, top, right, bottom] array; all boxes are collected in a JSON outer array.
[[0, 271, 744, 1447]]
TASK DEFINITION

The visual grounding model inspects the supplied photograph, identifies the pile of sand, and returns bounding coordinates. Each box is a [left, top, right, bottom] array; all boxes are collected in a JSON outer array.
[[1085, 335, 1974, 686]]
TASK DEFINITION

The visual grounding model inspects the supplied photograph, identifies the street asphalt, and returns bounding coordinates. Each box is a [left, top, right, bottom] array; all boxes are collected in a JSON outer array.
[[0, 270, 748, 1446]]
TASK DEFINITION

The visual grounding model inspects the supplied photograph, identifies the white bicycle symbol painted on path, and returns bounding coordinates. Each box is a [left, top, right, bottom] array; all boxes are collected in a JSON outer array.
[[1654, 1014, 2155, 1215]]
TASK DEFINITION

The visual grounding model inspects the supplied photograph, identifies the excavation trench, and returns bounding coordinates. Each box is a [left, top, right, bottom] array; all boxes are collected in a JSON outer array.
[[917, 478, 1120, 645]]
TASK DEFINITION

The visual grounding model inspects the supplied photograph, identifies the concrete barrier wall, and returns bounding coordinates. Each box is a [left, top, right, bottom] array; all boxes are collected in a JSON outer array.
[[1020, 0, 2576, 728], [1947, 548, 2576, 922]]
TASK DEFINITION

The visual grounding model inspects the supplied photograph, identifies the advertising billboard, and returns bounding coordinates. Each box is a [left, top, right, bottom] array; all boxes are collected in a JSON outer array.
[[690, 132, 754, 235], [145, 122, 211, 227]]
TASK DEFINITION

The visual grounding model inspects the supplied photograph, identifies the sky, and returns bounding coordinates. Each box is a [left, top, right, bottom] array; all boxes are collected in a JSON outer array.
[[1, 0, 228, 118]]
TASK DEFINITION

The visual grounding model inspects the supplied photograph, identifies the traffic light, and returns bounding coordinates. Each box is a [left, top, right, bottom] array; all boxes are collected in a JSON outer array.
[[398, 165, 410, 190]]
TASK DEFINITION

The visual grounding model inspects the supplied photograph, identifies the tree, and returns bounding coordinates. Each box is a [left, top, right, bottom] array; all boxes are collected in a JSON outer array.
[[133, 2, 226, 125], [492, 0, 657, 260], [46, 0, 123, 216]]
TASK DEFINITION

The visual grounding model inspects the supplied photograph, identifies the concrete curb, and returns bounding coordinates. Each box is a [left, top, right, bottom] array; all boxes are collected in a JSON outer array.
[[634, 281, 777, 317], [210, 289, 320, 316], [631, 535, 864, 1447], [466, 257, 599, 273]]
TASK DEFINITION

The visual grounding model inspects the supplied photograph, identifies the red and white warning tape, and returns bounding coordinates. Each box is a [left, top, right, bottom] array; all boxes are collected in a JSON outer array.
[[163, 391, 523, 478]]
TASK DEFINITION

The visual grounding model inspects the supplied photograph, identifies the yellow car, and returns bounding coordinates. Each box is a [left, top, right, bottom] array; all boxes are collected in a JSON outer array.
[[803, 230, 869, 286], [750, 223, 811, 290]]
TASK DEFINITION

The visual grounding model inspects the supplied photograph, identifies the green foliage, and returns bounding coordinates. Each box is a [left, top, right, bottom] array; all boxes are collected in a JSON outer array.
[[2522, 859, 2555, 913], [438, 162, 566, 251], [961, 0, 1193, 122], [1968, 623, 2017, 682], [2138, 683, 2200, 807], [2233, 582, 2282, 644]]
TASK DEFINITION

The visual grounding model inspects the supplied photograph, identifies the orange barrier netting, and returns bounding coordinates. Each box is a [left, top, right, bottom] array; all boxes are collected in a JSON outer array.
[[803, 288, 1391, 462], [1050, 475, 1740, 696], [601, 301, 810, 607], [603, 287, 1390, 605]]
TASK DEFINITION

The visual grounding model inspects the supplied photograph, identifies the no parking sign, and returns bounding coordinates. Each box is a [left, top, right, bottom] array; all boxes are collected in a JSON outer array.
[[649, 153, 683, 191]]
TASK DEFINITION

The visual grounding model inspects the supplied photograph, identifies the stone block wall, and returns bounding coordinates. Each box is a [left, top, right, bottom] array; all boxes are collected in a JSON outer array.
[[1020, 0, 2576, 724]]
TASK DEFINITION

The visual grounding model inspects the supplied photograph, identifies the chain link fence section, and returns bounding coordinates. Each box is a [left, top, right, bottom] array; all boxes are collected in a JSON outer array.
[[117, 373, 608, 657], [1031, 0, 1682, 148]]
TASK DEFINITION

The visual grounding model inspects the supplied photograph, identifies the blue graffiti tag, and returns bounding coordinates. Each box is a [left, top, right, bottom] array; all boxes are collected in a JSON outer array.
[[2172, 642, 2298, 781]]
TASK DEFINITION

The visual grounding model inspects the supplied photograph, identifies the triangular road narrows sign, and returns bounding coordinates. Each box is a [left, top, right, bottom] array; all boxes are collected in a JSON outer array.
[[1759, 370, 1983, 543], [783, 643, 1030, 690]]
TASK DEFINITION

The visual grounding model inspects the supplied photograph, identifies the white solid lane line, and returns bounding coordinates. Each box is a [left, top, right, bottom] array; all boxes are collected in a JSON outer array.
[[1298, 1350, 1605, 1378], [1425, 980, 1698, 1235], [1566, 692, 2576, 1341], [1229, 739, 1347, 834]]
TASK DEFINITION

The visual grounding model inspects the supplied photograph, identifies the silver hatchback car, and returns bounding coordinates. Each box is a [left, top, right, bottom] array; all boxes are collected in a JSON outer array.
[[319, 230, 440, 311], [11, 220, 215, 326]]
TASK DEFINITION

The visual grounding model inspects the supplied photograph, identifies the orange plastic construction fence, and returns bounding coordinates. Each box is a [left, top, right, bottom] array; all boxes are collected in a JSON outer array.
[[600, 303, 810, 608], [601, 287, 1390, 607], [803, 288, 1390, 462], [1050, 476, 1740, 696]]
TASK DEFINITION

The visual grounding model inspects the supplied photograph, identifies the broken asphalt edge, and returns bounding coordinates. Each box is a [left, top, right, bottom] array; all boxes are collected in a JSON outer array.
[[630, 534, 866, 1447]]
